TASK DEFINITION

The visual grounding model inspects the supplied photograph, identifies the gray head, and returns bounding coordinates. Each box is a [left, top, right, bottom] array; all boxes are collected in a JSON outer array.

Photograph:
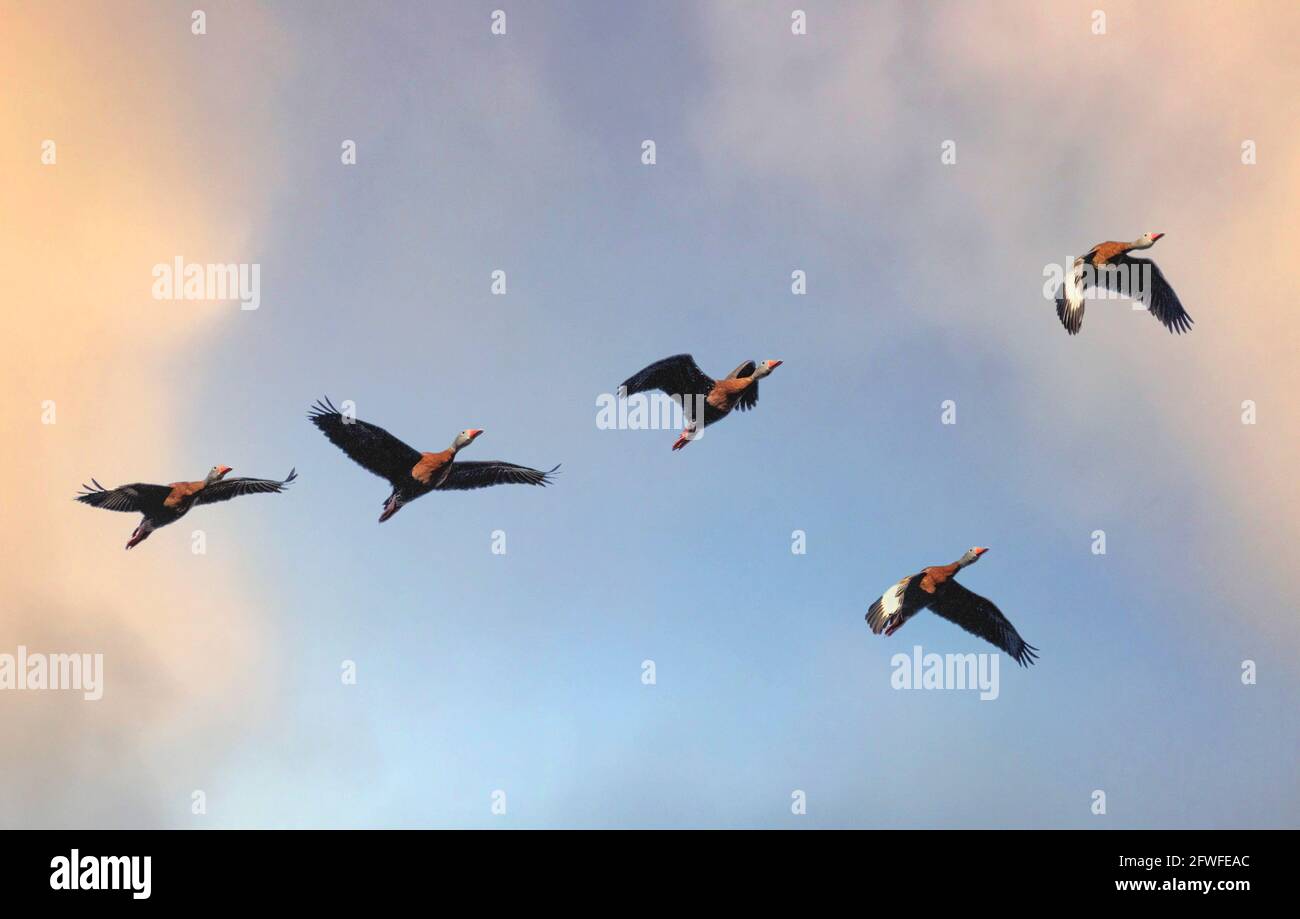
[[957, 546, 989, 568], [451, 429, 484, 451], [1133, 232, 1165, 249], [205, 464, 233, 484], [754, 359, 783, 379]]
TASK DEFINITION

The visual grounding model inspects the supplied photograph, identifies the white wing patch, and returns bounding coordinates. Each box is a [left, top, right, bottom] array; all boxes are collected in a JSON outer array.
[[878, 579, 906, 623], [1065, 257, 1086, 315]]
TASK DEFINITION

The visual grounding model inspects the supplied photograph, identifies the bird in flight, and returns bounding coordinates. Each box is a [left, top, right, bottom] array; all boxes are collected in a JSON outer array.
[[75, 465, 297, 549], [866, 547, 1038, 666], [308, 397, 558, 522], [1055, 232, 1192, 335], [618, 354, 782, 450]]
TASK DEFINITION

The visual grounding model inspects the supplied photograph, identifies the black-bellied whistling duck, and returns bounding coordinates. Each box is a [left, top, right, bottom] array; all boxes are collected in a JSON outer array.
[[619, 354, 783, 450], [866, 547, 1039, 667], [76, 465, 297, 549], [1055, 232, 1192, 335], [308, 397, 559, 522]]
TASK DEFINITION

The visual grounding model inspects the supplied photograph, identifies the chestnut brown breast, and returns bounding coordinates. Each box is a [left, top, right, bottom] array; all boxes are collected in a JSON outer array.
[[707, 377, 755, 412], [1089, 241, 1131, 266], [919, 563, 960, 593], [411, 450, 454, 485], [163, 480, 205, 508]]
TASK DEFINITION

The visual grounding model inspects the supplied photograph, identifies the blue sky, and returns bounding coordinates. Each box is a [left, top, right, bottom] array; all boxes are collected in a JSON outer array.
[[7, 1, 1298, 828]]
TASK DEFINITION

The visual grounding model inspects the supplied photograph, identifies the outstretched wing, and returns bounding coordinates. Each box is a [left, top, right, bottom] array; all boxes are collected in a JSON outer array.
[[620, 354, 715, 400], [194, 469, 298, 505], [74, 480, 170, 513], [308, 397, 422, 485], [927, 582, 1039, 667], [1107, 256, 1193, 334], [866, 573, 924, 634], [439, 462, 560, 491], [1054, 257, 1087, 335]]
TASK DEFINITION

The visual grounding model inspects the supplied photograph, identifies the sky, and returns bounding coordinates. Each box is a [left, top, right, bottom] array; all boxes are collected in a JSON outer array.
[[2, 0, 1297, 828]]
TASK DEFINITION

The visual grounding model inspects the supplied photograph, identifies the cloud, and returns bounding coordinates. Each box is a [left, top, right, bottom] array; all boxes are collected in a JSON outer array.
[[687, 1, 1300, 643], [0, 3, 291, 827]]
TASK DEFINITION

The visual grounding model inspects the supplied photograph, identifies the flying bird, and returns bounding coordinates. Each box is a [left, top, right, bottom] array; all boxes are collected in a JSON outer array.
[[76, 465, 297, 549], [1055, 232, 1192, 335], [618, 354, 782, 450], [866, 547, 1038, 667], [308, 397, 558, 522]]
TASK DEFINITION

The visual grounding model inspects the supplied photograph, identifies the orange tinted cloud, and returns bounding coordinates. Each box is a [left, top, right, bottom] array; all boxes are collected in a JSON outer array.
[[0, 3, 289, 826]]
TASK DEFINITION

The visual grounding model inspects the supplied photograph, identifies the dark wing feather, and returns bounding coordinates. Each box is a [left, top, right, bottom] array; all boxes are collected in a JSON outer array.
[[439, 462, 560, 491], [620, 354, 715, 399], [1105, 256, 1193, 334], [308, 397, 422, 485], [1054, 288, 1084, 334], [725, 360, 757, 380], [193, 468, 298, 505], [727, 360, 760, 411], [74, 480, 170, 513], [927, 582, 1038, 667]]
